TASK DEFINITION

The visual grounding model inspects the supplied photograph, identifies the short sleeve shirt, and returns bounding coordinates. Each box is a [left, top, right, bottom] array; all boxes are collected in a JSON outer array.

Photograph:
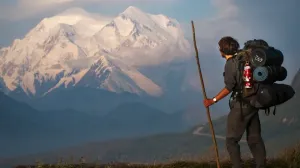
[[224, 58, 238, 92]]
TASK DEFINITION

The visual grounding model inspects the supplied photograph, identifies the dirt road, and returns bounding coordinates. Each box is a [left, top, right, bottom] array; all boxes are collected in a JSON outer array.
[[192, 126, 247, 143]]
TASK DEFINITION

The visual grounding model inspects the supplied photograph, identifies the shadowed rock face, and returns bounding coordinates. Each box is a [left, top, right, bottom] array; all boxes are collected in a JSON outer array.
[[291, 68, 300, 89]]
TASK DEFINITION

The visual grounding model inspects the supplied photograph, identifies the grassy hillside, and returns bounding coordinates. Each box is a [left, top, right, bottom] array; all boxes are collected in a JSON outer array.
[[3, 109, 299, 166], [0, 133, 222, 166], [14, 142, 300, 168], [1, 131, 254, 167]]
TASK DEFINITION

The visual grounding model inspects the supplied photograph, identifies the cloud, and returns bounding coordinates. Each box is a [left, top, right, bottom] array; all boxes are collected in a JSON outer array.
[[184, 0, 248, 92], [0, 0, 73, 20], [0, 0, 176, 21], [187, 0, 252, 53]]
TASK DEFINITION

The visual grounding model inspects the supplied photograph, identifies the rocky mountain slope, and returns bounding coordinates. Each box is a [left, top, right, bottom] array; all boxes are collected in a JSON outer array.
[[291, 68, 300, 90]]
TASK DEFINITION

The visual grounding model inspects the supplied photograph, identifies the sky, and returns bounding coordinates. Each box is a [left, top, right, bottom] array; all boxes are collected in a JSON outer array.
[[0, 0, 299, 85], [0, 0, 214, 46]]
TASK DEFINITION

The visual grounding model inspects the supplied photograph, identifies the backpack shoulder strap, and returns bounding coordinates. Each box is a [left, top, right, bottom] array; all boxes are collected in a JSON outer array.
[[232, 51, 246, 89]]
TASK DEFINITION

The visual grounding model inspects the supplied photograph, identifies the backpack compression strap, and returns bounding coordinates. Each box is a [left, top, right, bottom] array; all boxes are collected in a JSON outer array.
[[264, 106, 276, 116]]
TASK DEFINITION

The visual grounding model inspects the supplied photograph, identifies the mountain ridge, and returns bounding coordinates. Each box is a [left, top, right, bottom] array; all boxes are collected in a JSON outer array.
[[1, 90, 197, 159], [0, 6, 191, 98]]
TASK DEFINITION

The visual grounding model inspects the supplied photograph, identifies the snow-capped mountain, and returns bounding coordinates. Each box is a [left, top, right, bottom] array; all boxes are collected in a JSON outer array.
[[0, 6, 191, 97]]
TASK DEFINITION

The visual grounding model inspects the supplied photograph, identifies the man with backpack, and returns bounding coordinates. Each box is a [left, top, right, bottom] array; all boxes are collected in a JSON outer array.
[[203, 36, 267, 168], [203, 36, 295, 167]]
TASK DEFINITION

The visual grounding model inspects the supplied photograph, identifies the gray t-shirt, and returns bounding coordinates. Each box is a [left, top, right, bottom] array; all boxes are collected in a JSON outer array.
[[224, 58, 238, 92]]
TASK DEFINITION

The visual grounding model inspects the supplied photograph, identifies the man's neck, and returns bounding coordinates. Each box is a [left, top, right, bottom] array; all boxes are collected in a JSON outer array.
[[225, 55, 233, 60]]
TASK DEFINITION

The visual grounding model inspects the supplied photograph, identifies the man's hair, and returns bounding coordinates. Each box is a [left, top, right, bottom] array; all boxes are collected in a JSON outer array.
[[218, 36, 240, 55]]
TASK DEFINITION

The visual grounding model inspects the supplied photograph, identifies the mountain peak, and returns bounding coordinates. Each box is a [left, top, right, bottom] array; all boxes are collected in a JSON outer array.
[[123, 6, 144, 15], [121, 6, 149, 21]]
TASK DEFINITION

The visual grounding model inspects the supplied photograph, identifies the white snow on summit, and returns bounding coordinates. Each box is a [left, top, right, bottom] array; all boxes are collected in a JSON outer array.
[[0, 6, 190, 97]]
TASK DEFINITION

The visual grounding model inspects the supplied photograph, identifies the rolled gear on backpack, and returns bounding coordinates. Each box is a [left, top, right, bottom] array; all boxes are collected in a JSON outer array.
[[243, 39, 284, 67], [253, 66, 287, 84], [249, 47, 284, 67], [233, 39, 295, 115], [249, 83, 295, 109]]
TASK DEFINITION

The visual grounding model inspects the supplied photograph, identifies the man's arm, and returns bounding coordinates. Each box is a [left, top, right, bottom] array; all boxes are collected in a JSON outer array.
[[204, 87, 231, 107], [214, 87, 231, 101], [203, 59, 237, 107], [214, 60, 236, 102]]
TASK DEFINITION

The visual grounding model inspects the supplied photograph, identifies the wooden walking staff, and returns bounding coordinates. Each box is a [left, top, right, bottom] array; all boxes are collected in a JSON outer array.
[[191, 20, 221, 168]]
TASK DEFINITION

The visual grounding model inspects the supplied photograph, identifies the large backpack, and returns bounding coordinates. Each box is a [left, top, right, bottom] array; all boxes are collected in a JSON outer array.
[[232, 39, 295, 115]]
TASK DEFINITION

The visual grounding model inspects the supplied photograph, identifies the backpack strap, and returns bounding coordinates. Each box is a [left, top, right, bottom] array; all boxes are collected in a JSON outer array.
[[264, 106, 277, 116], [273, 105, 277, 115], [232, 53, 246, 121], [265, 108, 270, 116]]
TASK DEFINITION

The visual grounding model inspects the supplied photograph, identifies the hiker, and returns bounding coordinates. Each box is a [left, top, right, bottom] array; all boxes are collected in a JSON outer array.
[[203, 36, 266, 168]]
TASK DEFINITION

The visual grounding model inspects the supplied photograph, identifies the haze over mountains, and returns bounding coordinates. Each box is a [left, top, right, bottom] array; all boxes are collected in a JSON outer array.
[[1, 6, 223, 160], [0, 90, 195, 158], [0, 6, 218, 115], [2, 69, 299, 167]]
